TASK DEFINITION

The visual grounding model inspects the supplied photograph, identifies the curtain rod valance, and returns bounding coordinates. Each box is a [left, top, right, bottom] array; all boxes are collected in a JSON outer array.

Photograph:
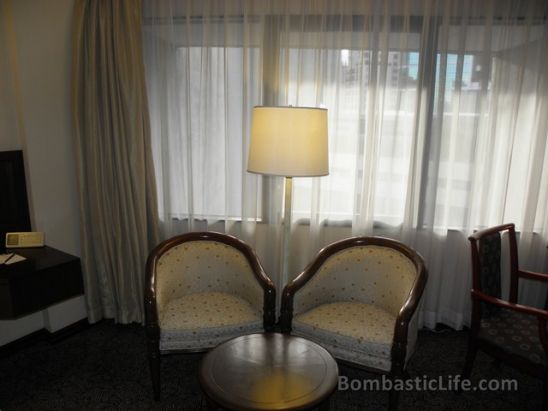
[[143, 0, 547, 22]]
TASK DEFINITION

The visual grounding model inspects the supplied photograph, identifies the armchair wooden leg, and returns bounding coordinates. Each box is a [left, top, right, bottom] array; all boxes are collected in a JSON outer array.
[[148, 340, 161, 401], [389, 346, 406, 411], [389, 368, 403, 411], [543, 377, 548, 411], [461, 338, 478, 381]]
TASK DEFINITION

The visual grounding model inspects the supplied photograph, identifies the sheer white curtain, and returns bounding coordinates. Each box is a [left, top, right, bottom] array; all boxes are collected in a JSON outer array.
[[142, 0, 548, 329], [142, 0, 285, 291]]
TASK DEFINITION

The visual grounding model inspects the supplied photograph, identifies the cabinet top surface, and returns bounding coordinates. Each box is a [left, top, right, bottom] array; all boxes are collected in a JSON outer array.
[[0, 246, 79, 279]]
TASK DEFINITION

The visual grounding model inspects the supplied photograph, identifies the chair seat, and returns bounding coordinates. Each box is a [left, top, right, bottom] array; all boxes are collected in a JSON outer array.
[[292, 302, 396, 371], [479, 309, 547, 366], [159, 291, 263, 351]]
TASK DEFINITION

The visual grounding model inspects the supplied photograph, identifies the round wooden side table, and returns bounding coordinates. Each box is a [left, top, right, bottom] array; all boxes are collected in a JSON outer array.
[[199, 333, 339, 411]]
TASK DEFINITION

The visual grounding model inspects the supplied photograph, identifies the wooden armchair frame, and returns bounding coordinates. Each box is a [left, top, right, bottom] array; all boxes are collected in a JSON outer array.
[[463, 223, 548, 407], [145, 231, 276, 400], [280, 236, 427, 410]]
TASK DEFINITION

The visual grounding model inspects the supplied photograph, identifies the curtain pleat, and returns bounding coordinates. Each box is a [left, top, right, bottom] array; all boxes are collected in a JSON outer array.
[[73, 0, 160, 323]]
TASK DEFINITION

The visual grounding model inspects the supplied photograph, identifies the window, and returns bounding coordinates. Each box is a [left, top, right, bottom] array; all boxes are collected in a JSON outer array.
[[149, 44, 262, 221], [144, 14, 547, 233], [428, 53, 485, 229], [285, 42, 421, 226]]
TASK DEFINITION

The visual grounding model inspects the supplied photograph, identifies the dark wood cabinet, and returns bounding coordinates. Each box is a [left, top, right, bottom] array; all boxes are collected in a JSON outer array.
[[0, 246, 84, 319]]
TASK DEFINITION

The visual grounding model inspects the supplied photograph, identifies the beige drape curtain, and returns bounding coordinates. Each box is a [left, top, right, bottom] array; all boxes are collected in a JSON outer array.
[[73, 0, 159, 323]]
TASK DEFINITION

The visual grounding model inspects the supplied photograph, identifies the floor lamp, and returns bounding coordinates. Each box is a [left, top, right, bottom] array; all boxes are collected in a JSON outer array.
[[247, 106, 329, 302]]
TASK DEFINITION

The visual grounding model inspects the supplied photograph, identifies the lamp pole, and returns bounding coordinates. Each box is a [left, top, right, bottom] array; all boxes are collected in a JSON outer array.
[[281, 176, 293, 295]]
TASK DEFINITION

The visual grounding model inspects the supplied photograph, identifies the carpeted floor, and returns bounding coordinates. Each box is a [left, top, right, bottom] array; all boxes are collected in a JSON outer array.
[[0, 321, 543, 410]]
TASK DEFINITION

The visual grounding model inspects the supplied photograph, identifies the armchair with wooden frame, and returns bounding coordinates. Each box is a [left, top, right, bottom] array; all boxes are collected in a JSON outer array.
[[280, 236, 427, 411], [144, 231, 276, 400], [463, 223, 548, 408]]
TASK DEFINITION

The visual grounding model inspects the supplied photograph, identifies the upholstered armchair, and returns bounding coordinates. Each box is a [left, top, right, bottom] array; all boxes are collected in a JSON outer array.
[[463, 224, 548, 407], [280, 236, 427, 410], [145, 232, 276, 400]]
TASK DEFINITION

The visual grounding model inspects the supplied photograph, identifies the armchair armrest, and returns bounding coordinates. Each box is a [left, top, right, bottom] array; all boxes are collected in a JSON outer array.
[[518, 269, 548, 283], [245, 252, 276, 331], [472, 289, 548, 352], [471, 289, 548, 319], [280, 266, 319, 333], [392, 263, 428, 350], [144, 250, 160, 338]]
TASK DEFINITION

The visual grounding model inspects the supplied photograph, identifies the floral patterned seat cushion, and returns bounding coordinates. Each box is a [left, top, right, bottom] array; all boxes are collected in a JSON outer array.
[[479, 308, 547, 366], [293, 246, 417, 318], [155, 241, 264, 317], [159, 291, 263, 351], [291, 245, 420, 371], [292, 302, 396, 371]]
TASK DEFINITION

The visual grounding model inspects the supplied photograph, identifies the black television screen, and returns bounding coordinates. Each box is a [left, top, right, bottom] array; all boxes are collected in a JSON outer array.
[[0, 150, 31, 249]]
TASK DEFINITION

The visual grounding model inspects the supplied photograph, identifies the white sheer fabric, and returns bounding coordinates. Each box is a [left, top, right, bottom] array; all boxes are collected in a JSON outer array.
[[142, 0, 548, 329]]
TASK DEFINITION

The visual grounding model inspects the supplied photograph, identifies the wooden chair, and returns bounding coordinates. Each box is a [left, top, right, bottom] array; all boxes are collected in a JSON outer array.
[[463, 223, 548, 407], [280, 236, 427, 410], [144, 231, 276, 400]]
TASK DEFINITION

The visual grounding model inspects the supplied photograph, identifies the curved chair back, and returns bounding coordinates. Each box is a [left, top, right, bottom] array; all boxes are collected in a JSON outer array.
[[145, 231, 276, 331], [281, 236, 427, 337]]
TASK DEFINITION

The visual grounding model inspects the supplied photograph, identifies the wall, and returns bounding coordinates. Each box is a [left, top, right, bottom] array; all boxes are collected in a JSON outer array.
[[0, 0, 86, 345]]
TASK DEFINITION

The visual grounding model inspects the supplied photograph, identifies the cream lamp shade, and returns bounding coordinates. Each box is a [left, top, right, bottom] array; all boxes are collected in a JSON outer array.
[[247, 106, 329, 177]]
